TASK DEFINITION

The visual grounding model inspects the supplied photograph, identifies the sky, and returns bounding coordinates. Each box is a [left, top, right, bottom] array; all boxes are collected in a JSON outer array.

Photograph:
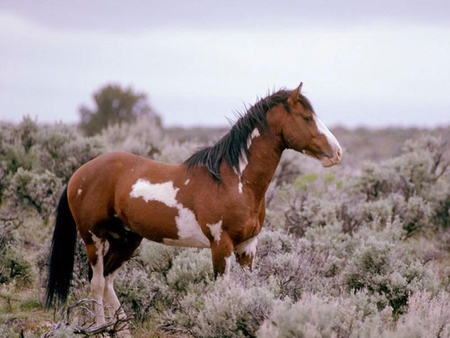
[[1, 1, 449, 129]]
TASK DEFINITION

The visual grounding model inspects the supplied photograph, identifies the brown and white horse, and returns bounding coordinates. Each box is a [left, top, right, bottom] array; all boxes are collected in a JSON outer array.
[[45, 83, 341, 331]]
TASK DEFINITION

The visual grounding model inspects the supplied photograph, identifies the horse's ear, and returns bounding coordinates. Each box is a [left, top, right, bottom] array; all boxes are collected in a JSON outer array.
[[287, 82, 303, 106]]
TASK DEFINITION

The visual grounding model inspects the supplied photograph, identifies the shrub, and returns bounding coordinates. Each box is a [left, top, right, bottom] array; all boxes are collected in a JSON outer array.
[[114, 266, 157, 322], [257, 295, 344, 338], [353, 135, 447, 202], [115, 243, 214, 322], [256, 230, 340, 301], [163, 279, 274, 338], [0, 211, 32, 285], [392, 291, 450, 338], [0, 117, 40, 177], [5, 168, 63, 220], [155, 140, 204, 163], [137, 240, 180, 275], [99, 116, 163, 158], [193, 281, 274, 338], [38, 125, 104, 182], [342, 233, 433, 315], [0, 244, 32, 285], [165, 249, 213, 293], [434, 194, 450, 229]]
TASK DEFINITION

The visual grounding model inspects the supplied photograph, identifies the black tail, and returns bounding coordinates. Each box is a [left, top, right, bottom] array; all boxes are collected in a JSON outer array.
[[45, 186, 77, 309]]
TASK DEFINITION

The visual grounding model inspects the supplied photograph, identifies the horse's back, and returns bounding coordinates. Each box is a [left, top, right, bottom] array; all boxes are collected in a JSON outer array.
[[67, 152, 185, 238], [69, 151, 182, 190]]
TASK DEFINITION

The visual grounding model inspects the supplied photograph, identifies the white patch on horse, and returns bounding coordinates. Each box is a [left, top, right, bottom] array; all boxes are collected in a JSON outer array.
[[130, 179, 178, 207], [235, 236, 258, 258], [224, 254, 233, 280], [207, 220, 223, 242], [184, 179, 190, 186], [316, 118, 341, 153], [89, 232, 107, 325], [103, 269, 121, 318], [238, 148, 249, 174], [233, 167, 244, 194], [173, 207, 210, 248], [238, 181, 244, 194], [234, 128, 260, 194], [130, 178, 210, 248], [77, 189, 82, 196], [247, 128, 260, 148], [90, 232, 104, 256]]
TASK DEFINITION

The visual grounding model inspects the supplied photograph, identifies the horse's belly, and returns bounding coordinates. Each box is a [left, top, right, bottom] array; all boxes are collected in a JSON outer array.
[[163, 237, 210, 248]]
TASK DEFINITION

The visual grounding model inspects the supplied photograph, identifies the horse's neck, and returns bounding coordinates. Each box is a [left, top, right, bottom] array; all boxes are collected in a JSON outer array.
[[240, 133, 283, 200]]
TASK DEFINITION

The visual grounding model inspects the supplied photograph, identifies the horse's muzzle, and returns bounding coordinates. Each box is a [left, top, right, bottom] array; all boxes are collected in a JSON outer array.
[[321, 146, 342, 167]]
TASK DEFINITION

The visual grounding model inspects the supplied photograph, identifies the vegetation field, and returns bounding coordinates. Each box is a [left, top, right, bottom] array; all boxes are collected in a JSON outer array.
[[1, 116, 450, 337]]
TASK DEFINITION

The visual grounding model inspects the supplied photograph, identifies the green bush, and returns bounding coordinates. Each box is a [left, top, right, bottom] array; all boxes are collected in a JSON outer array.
[[342, 233, 434, 315], [257, 295, 345, 338], [165, 249, 213, 292], [38, 125, 104, 182], [393, 291, 450, 337], [5, 168, 63, 220], [193, 281, 274, 338], [0, 244, 32, 285], [163, 279, 274, 338], [99, 116, 162, 158], [114, 266, 157, 322], [0, 221, 32, 285], [350, 135, 449, 236]]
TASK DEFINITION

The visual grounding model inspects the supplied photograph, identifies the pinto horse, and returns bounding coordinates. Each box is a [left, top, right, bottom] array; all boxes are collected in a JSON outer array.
[[45, 83, 341, 330]]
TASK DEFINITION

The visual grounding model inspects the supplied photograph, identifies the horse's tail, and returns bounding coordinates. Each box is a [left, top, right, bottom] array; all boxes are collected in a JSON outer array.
[[45, 186, 77, 309]]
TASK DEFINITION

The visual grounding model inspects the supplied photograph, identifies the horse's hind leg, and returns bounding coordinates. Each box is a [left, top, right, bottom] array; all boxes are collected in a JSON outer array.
[[85, 232, 108, 326], [102, 226, 142, 334]]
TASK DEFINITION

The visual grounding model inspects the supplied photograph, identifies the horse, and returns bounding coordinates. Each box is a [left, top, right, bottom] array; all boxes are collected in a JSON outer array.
[[45, 83, 342, 333]]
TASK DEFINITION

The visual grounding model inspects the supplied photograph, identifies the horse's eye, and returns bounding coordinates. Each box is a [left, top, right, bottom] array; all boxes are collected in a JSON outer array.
[[303, 116, 313, 122]]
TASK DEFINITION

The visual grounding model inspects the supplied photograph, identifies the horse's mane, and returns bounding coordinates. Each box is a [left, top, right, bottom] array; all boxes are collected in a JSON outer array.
[[184, 88, 314, 181]]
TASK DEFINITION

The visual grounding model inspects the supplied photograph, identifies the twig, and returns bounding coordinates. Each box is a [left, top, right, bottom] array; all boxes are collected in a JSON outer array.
[[42, 298, 133, 337]]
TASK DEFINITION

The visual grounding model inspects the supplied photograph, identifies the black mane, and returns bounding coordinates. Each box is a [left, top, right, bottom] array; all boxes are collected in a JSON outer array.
[[184, 89, 313, 181]]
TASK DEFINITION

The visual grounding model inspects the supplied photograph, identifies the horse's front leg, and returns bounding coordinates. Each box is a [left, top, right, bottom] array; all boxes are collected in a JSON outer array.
[[210, 232, 234, 279], [234, 236, 258, 270]]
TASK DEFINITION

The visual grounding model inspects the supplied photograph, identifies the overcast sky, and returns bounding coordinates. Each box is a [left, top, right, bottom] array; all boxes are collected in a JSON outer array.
[[1, 1, 449, 128]]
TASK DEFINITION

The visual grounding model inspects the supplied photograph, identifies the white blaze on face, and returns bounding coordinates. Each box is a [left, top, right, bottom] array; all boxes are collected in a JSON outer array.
[[129, 178, 210, 248], [316, 117, 342, 157]]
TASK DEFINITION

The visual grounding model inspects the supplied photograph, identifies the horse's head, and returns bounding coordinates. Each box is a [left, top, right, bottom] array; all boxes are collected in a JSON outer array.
[[279, 83, 342, 167]]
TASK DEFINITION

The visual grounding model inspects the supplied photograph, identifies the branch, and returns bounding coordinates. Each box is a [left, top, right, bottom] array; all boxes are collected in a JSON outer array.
[[41, 299, 133, 337]]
